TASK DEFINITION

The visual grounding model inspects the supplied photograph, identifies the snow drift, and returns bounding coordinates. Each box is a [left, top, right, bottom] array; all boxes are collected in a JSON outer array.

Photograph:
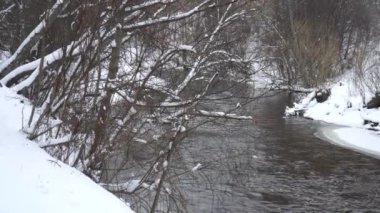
[[0, 87, 134, 213]]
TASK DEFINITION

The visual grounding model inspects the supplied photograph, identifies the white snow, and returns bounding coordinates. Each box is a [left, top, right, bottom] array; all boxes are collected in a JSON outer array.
[[1, 42, 80, 90], [287, 72, 380, 158], [178, 44, 196, 53], [319, 126, 380, 159], [0, 50, 10, 64], [198, 110, 253, 120], [191, 163, 202, 172], [133, 137, 148, 144], [286, 74, 380, 129], [362, 109, 380, 123], [39, 134, 72, 148], [0, 0, 68, 75], [102, 179, 141, 193], [0, 87, 134, 213], [163, 160, 168, 169], [302, 82, 365, 127]]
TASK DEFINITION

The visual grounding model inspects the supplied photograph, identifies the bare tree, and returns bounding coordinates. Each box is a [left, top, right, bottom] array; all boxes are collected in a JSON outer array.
[[0, 0, 256, 211], [256, 0, 380, 88]]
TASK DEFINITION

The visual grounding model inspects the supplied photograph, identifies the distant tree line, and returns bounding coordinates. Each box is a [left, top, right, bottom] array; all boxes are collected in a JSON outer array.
[[256, 0, 380, 87]]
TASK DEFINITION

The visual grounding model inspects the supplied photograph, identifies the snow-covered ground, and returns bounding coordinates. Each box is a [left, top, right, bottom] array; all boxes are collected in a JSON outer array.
[[318, 126, 380, 159], [0, 87, 134, 213], [286, 72, 380, 158], [286, 73, 380, 129]]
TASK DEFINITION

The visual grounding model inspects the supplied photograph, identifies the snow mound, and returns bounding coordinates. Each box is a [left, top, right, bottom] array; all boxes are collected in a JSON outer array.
[[303, 82, 364, 127], [0, 87, 133, 213]]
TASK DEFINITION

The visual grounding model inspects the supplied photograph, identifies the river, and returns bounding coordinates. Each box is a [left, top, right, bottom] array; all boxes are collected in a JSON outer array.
[[178, 91, 380, 212]]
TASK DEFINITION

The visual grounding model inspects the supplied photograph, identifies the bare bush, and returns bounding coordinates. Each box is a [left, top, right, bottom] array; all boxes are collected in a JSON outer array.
[[0, 0, 256, 212], [258, 0, 380, 88], [291, 20, 340, 87], [353, 41, 380, 100]]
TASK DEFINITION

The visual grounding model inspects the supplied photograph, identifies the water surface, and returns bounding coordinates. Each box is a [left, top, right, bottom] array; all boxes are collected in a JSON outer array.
[[180, 91, 380, 212]]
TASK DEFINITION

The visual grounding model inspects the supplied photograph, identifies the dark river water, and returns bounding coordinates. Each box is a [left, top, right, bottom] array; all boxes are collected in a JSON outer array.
[[179, 91, 380, 212]]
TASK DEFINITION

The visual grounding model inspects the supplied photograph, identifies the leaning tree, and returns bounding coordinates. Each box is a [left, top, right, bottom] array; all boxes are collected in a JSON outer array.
[[0, 0, 259, 211]]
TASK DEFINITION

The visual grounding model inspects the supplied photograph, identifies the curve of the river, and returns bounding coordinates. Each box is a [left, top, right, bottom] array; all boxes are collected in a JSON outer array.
[[180, 91, 380, 212]]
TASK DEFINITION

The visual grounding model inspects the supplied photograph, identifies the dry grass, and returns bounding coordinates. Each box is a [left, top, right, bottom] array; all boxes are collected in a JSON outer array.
[[290, 20, 340, 87]]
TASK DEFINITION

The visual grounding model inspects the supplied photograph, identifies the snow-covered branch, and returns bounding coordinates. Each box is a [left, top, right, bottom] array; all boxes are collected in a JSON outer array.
[[0, 0, 69, 75], [124, 0, 176, 13], [39, 135, 72, 148], [171, 3, 238, 96], [123, 0, 212, 30], [1, 42, 79, 87], [196, 110, 253, 120], [0, 4, 15, 17]]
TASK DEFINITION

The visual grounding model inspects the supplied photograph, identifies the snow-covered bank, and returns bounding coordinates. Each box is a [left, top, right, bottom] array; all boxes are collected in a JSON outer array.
[[285, 75, 380, 131], [0, 87, 133, 213], [286, 72, 380, 158], [317, 126, 380, 159]]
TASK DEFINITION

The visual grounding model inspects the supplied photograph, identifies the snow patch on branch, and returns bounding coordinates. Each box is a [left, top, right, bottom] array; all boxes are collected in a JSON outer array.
[[1, 43, 79, 89], [39, 134, 72, 148], [198, 110, 253, 120], [178, 45, 196, 53], [0, 0, 68, 75], [191, 163, 202, 172]]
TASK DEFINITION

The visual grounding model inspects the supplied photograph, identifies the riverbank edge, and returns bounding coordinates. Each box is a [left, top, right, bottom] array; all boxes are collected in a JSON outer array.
[[316, 125, 380, 159], [283, 77, 380, 158]]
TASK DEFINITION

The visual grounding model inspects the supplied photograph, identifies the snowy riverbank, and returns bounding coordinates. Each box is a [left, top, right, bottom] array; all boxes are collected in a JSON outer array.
[[286, 74, 380, 158], [317, 126, 380, 159], [0, 87, 134, 213]]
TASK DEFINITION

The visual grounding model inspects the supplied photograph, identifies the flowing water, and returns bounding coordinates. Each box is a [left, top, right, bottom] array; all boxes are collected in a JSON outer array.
[[179, 91, 380, 212]]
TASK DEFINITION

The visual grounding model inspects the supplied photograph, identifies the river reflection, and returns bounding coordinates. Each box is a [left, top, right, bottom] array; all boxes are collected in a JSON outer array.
[[180, 91, 380, 212]]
